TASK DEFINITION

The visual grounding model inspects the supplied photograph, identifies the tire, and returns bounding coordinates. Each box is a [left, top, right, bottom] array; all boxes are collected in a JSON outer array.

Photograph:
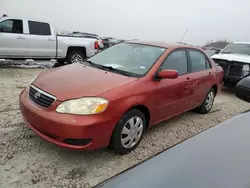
[[66, 51, 85, 64], [111, 109, 146, 154], [196, 88, 215, 114]]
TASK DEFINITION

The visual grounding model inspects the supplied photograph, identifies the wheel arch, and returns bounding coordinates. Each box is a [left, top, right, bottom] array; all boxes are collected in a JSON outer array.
[[122, 104, 151, 130], [66, 46, 87, 58]]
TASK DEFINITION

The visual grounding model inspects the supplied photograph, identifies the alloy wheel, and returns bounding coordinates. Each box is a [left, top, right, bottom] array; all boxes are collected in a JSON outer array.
[[71, 54, 83, 63]]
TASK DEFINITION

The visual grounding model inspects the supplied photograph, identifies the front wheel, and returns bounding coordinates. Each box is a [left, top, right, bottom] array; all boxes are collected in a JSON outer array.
[[110, 109, 146, 154], [196, 88, 215, 114], [66, 51, 85, 64]]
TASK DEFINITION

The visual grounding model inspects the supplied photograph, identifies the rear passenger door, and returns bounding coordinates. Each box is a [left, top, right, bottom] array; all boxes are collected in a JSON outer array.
[[187, 49, 214, 108], [26, 21, 56, 58]]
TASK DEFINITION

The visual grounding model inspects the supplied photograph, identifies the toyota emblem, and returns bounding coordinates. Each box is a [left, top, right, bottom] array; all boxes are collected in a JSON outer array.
[[34, 92, 41, 99]]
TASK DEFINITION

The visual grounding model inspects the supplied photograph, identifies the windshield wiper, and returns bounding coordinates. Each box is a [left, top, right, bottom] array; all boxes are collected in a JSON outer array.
[[99, 65, 133, 76], [85, 60, 133, 77], [85, 60, 104, 68]]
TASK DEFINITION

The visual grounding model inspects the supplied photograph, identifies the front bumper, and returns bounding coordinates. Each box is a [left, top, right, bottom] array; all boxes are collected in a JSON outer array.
[[19, 88, 121, 150]]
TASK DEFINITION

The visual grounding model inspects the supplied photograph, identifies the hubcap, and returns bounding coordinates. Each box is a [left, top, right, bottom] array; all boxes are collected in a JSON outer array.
[[121, 116, 144, 148], [71, 54, 83, 63], [205, 91, 214, 110]]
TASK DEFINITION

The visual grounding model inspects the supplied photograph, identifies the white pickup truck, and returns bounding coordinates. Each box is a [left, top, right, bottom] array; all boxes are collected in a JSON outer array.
[[212, 42, 250, 87], [0, 17, 100, 64]]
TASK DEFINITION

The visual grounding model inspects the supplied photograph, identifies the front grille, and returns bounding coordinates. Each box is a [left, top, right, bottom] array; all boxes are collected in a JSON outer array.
[[63, 138, 92, 146], [214, 59, 243, 77], [219, 63, 230, 73], [34, 126, 59, 139], [29, 85, 56, 108], [228, 64, 242, 77]]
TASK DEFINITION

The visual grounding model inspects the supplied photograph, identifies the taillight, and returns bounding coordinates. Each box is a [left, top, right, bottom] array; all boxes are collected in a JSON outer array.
[[94, 41, 99, 49]]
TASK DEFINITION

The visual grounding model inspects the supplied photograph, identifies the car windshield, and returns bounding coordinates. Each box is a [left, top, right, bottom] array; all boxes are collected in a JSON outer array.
[[87, 43, 166, 76], [221, 43, 250, 55]]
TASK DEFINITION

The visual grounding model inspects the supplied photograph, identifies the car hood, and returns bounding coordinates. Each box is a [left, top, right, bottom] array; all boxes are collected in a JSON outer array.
[[33, 63, 138, 101], [212, 53, 250, 64]]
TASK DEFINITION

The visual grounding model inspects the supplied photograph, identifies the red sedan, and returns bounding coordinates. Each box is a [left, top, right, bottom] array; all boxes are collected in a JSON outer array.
[[19, 41, 224, 154]]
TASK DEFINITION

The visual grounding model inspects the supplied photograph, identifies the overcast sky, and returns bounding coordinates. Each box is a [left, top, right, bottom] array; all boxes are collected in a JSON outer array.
[[1, 0, 250, 45]]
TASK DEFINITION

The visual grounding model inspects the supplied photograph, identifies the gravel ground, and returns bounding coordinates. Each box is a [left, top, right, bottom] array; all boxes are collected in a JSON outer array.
[[1, 64, 250, 188]]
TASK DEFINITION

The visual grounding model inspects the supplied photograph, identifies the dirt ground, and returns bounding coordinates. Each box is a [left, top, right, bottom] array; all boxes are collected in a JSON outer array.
[[0, 67, 250, 188]]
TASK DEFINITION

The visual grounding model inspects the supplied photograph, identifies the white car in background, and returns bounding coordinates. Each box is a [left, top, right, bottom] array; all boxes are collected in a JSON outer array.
[[0, 17, 100, 64], [212, 42, 250, 87]]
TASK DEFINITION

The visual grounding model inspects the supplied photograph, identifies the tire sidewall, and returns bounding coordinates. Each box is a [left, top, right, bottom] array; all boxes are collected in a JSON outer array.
[[111, 109, 146, 154], [67, 51, 85, 64]]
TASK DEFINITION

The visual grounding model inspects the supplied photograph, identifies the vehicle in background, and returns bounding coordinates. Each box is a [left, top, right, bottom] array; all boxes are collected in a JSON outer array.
[[70, 32, 104, 49], [212, 42, 250, 87], [0, 17, 100, 64], [235, 76, 250, 102], [95, 97, 250, 188], [102, 37, 118, 49], [202, 47, 221, 57], [19, 41, 223, 154], [202, 41, 230, 50]]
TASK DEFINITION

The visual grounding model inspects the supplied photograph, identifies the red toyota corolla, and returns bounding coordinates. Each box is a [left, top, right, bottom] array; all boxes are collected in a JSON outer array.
[[19, 41, 224, 154]]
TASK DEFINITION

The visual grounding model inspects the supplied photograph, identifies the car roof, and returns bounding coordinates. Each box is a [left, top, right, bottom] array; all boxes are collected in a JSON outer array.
[[0, 16, 49, 23], [126, 40, 197, 49], [96, 110, 250, 188]]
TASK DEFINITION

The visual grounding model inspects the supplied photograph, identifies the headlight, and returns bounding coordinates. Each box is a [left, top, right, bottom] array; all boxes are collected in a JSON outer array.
[[56, 97, 108, 115]]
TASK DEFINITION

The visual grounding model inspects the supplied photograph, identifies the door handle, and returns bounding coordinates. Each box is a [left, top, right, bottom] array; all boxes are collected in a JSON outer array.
[[186, 77, 190, 80], [209, 72, 212, 75], [48, 38, 54, 41], [17, 36, 25, 39]]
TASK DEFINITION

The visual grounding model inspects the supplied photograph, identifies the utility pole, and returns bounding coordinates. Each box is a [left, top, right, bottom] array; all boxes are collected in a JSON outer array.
[[179, 30, 188, 43]]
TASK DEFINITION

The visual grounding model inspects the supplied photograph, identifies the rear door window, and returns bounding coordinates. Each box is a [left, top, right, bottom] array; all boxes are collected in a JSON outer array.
[[189, 50, 211, 72], [28, 21, 51, 35], [0, 19, 23, 34], [160, 50, 188, 75]]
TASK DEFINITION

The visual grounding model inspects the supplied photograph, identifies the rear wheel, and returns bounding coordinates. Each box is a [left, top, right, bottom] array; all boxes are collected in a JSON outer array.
[[196, 88, 215, 114], [66, 51, 85, 64], [111, 109, 146, 154]]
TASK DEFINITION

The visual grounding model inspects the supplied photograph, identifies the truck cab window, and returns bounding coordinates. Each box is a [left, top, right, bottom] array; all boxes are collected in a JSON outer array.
[[0, 19, 23, 34], [28, 21, 51, 35]]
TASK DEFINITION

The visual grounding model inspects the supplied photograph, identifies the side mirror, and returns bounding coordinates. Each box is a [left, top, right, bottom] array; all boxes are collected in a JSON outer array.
[[235, 77, 250, 102], [158, 69, 178, 79]]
